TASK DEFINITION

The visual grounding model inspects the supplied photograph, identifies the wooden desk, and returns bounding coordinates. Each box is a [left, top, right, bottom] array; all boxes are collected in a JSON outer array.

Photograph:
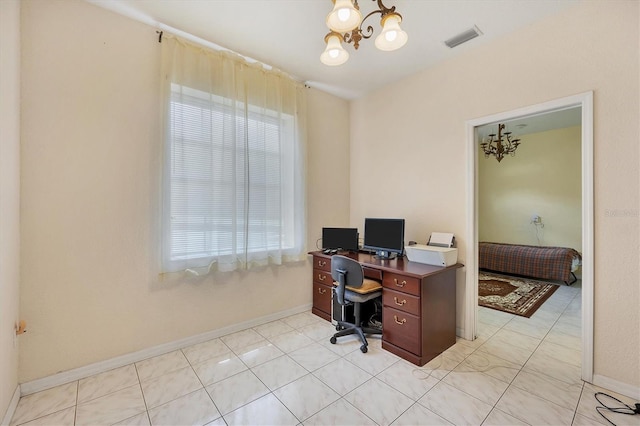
[[310, 251, 463, 366]]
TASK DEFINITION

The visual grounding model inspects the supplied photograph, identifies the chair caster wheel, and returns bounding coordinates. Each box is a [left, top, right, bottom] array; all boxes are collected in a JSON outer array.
[[330, 336, 337, 344], [360, 345, 368, 353], [335, 325, 342, 331]]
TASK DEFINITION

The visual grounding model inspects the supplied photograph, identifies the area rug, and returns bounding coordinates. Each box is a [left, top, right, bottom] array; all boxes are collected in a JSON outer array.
[[478, 272, 559, 318]]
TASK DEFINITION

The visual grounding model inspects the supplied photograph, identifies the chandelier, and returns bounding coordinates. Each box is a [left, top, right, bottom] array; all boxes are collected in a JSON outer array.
[[320, 0, 408, 66], [480, 123, 522, 162]]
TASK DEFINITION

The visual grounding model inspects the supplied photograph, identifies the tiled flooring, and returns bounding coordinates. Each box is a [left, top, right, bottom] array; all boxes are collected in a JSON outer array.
[[10, 280, 640, 425]]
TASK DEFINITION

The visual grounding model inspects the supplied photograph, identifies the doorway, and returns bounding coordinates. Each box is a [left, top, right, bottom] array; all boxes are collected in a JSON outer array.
[[464, 92, 594, 382]]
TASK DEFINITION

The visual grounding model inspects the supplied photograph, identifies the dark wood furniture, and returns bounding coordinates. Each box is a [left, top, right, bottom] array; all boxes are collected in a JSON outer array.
[[310, 251, 463, 366]]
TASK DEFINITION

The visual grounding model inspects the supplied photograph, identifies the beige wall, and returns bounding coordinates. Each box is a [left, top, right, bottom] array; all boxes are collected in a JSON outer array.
[[479, 126, 582, 250], [307, 89, 351, 244], [15, 0, 640, 393], [19, 0, 350, 382], [0, 0, 21, 418], [351, 1, 639, 389]]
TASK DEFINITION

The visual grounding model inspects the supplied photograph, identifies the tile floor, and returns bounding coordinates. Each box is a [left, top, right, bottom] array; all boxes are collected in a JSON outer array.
[[10, 280, 640, 426]]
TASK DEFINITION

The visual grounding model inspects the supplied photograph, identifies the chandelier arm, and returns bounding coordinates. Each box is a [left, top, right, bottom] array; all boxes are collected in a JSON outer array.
[[344, 7, 380, 49], [374, 0, 396, 15], [359, 9, 383, 29], [360, 25, 375, 39], [344, 29, 363, 49]]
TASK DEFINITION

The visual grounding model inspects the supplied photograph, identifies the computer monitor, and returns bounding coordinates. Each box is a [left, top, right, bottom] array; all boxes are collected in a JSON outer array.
[[322, 227, 359, 252], [363, 218, 405, 259]]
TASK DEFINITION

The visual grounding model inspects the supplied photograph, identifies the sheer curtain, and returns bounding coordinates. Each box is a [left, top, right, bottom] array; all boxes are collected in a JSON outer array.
[[160, 36, 307, 274]]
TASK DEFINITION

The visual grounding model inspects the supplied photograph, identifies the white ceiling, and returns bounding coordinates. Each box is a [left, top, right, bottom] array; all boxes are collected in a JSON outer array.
[[88, 0, 579, 100]]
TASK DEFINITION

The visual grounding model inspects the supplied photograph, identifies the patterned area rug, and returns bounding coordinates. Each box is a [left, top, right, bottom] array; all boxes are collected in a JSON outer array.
[[479, 272, 559, 318]]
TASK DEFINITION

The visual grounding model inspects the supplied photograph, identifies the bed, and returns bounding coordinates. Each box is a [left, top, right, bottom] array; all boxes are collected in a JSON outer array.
[[479, 242, 582, 285]]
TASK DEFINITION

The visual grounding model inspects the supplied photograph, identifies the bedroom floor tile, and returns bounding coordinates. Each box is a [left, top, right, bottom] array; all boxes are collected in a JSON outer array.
[[12, 292, 619, 426], [418, 381, 493, 425], [495, 385, 576, 425], [511, 369, 583, 411]]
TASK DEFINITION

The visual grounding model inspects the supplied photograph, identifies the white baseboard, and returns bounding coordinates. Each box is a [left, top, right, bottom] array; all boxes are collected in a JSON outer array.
[[1, 385, 21, 426], [592, 374, 640, 400], [20, 304, 312, 396]]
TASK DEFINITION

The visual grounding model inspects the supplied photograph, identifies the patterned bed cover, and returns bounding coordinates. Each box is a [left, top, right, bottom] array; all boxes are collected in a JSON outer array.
[[479, 242, 582, 283]]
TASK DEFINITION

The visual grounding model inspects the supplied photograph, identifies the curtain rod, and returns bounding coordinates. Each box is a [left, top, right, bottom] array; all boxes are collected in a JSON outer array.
[[153, 29, 309, 88]]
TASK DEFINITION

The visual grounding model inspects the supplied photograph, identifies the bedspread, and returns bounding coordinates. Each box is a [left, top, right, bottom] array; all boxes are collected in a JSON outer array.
[[479, 242, 581, 283]]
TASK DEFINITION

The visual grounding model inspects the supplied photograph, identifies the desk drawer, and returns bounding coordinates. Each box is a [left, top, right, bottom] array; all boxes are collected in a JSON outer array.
[[313, 256, 331, 272], [383, 288, 420, 316], [382, 273, 420, 297], [383, 307, 421, 356], [313, 282, 332, 315], [313, 269, 333, 285], [363, 266, 383, 281]]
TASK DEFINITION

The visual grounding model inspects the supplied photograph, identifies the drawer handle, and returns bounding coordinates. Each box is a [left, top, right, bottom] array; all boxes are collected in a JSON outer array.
[[394, 315, 407, 325], [318, 260, 327, 267], [393, 278, 407, 288], [318, 288, 326, 295], [318, 274, 326, 281], [393, 297, 406, 306]]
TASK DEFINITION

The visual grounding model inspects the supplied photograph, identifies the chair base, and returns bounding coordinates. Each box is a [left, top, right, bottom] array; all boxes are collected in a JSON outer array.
[[330, 320, 382, 353]]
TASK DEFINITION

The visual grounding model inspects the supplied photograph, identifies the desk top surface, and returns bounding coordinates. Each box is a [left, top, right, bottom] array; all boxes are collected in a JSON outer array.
[[309, 251, 463, 279]]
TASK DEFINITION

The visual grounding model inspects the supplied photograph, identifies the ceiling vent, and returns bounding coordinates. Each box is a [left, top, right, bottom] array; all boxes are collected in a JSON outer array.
[[444, 26, 482, 48]]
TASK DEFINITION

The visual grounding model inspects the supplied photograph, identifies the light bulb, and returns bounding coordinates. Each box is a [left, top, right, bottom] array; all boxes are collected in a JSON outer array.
[[375, 13, 407, 51], [337, 8, 351, 22], [326, 0, 361, 33], [385, 30, 397, 42], [320, 32, 349, 66]]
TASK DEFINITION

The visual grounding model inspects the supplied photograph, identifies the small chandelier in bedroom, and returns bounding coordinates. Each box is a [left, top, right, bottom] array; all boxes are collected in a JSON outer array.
[[320, 0, 408, 66], [480, 123, 522, 162]]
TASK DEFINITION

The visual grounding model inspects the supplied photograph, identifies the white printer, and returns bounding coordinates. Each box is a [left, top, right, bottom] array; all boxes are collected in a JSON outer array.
[[405, 232, 458, 267]]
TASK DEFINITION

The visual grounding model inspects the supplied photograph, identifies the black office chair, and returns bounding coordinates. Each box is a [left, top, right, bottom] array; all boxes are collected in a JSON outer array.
[[329, 255, 383, 353]]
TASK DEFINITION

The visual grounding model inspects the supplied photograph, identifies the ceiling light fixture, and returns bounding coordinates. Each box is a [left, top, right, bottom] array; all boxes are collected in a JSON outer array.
[[321, 0, 407, 66], [480, 123, 522, 162]]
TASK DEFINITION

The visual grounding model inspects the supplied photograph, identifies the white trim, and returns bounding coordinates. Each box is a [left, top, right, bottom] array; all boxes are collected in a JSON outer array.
[[464, 91, 594, 382], [580, 92, 594, 383], [464, 121, 478, 341], [1, 385, 21, 426], [20, 303, 312, 396], [592, 374, 640, 401]]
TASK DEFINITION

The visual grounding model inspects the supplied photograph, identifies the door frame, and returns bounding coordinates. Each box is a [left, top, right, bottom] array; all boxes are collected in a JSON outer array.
[[464, 91, 594, 382]]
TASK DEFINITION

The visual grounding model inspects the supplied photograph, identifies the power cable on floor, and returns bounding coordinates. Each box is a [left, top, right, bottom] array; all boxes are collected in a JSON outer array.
[[594, 391, 640, 426]]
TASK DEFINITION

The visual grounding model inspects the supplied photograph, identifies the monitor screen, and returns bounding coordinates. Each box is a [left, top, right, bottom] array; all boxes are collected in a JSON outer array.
[[363, 218, 405, 258], [322, 227, 359, 252]]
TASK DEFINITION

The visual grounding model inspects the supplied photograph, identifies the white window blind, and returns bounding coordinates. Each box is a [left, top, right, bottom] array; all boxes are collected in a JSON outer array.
[[160, 37, 306, 274]]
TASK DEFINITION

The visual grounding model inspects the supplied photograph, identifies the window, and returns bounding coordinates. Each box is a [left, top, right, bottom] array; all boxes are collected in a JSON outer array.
[[160, 37, 306, 274], [162, 80, 305, 273]]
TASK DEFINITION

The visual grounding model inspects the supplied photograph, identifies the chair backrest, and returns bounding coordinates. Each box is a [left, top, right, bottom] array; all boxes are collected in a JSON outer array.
[[331, 255, 364, 305]]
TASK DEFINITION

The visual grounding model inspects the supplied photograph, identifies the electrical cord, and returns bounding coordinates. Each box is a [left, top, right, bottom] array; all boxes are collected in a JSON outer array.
[[411, 350, 584, 400], [594, 392, 640, 426], [531, 221, 544, 245], [410, 351, 524, 381]]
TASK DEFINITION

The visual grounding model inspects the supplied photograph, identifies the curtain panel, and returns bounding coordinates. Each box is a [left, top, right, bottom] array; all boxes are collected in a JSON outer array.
[[160, 36, 307, 274]]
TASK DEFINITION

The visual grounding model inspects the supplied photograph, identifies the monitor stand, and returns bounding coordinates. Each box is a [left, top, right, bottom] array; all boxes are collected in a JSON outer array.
[[375, 250, 397, 260]]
